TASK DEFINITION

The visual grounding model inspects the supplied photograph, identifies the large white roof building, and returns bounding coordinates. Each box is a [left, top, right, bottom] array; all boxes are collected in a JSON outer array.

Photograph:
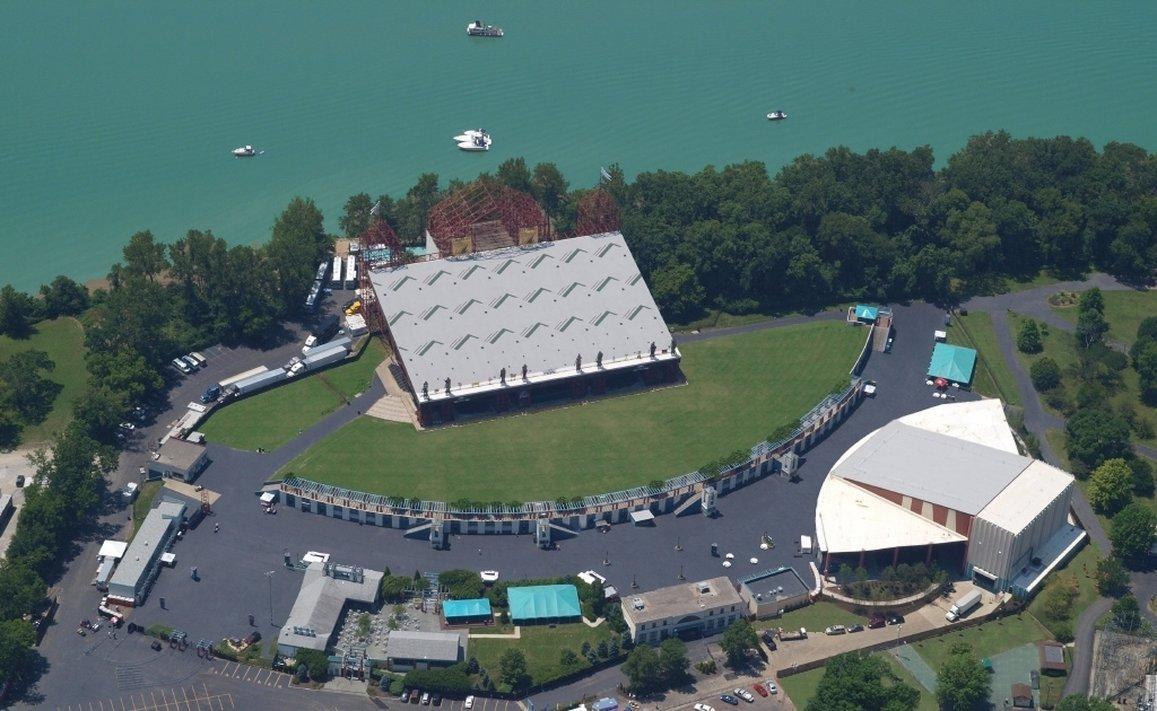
[[368, 231, 679, 423], [816, 400, 1085, 596]]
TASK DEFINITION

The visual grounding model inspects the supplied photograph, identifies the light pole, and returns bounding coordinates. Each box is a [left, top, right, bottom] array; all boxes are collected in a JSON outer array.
[[265, 570, 275, 626]]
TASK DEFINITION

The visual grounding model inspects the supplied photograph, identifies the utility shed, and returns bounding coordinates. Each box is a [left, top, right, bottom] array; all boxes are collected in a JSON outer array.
[[1039, 641, 1066, 673], [928, 343, 977, 386], [148, 438, 208, 482], [386, 630, 464, 671]]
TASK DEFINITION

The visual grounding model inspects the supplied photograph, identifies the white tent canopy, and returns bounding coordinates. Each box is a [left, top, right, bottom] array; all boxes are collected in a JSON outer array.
[[629, 509, 655, 525], [98, 540, 128, 560]]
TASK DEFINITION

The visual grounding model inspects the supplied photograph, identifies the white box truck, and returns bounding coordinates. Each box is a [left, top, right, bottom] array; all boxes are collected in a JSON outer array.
[[945, 589, 982, 622]]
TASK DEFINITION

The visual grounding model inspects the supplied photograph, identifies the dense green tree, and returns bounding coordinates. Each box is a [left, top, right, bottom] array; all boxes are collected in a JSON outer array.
[[1030, 357, 1061, 391], [118, 230, 170, 282], [498, 648, 530, 691], [437, 569, 485, 600], [379, 575, 411, 602], [1016, 319, 1043, 353], [339, 192, 374, 239], [808, 652, 919, 711], [658, 637, 690, 685], [1056, 695, 1115, 711], [1094, 558, 1130, 597], [935, 642, 991, 711], [0, 284, 37, 338], [531, 162, 569, 217], [0, 350, 61, 426], [267, 197, 328, 315], [1131, 317, 1157, 360], [1135, 340, 1157, 405], [1066, 408, 1132, 470], [1088, 458, 1135, 514], [39, 275, 89, 318], [1130, 457, 1155, 497], [1110, 594, 1143, 631], [622, 644, 661, 693], [296, 648, 329, 681], [719, 619, 758, 667], [1075, 287, 1109, 347], [0, 619, 37, 686], [648, 263, 704, 323], [496, 157, 532, 194], [1110, 502, 1156, 568], [944, 201, 1001, 274], [0, 563, 46, 620], [71, 386, 128, 443]]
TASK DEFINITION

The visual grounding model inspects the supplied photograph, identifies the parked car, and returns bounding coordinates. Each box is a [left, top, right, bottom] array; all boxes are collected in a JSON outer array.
[[764, 681, 778, 695], [694, 704, 715, 711], [15, 474, 25, 488], [187, 352, 207, 368], [432, 694, 442, 706], [885, 611, 905, 625], [734, 688, 755, 703], [753, 684, 768, 698], [463, 695, 473, 709], [719, 695, 739, 706], [420, 692, 430, 705], [121, 482, 139, 502], [400, 689, 412, 703], [824, 625, 847, 635], [848, 624, 864, 633], [118, 421, 136, 432], [868, 613, 886, 629], [180, 355, 200, 372], [171, 357, 192, 374]]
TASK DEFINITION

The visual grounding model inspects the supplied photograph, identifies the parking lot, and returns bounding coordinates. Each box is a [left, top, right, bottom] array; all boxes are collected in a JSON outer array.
[[53, 683, 234, 711]]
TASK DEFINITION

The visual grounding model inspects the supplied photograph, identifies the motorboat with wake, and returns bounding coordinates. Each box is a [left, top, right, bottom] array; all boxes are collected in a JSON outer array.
[[466, 20, 503, 37], [232, 145, 258, 157], [766, 111, 788, 121], [458, 133, 492, 152], [453, 129, 488, 143]]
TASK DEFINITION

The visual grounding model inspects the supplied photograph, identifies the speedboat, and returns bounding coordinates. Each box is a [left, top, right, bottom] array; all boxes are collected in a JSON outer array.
[[453, 129, 488, 143], [766, 111, 788, 121], [232, 145, 257, 157], [466, 20, 503, 37], [458, 134, 492, 152]]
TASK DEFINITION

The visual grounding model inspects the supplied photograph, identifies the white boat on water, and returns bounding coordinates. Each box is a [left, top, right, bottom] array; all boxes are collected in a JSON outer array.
[[232, 145, 257, 157], [458, 134, 492, 152], [766, 111, 788, 121], [466, 20, 503, 37], [453, 129, 488, 142]]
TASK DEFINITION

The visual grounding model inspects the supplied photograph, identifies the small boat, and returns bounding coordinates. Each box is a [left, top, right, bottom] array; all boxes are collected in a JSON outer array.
[[466, 20, 503, 37], [458, 134, 492, 152], [766, 111, 788, 121], [453, 129, 488, 143], [232, 145, 257, 157]]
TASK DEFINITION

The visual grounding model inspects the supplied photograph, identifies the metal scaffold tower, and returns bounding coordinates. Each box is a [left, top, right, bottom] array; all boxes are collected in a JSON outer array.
[[426, 181, 552, 257], [572, 187, 621, 237]]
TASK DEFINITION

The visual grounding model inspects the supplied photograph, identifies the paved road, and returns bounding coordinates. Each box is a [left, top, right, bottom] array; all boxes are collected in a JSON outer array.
[[1064, 596, 1114, 697]]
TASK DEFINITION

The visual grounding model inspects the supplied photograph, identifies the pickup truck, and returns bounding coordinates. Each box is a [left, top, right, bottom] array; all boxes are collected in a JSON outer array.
[[779, 627, 807, 641]]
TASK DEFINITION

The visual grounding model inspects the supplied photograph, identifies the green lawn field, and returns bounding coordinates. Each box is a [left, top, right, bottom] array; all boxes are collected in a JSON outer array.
[[1025, 541, 1101, 639], [1051, 289, 1156, 346], [949, 311, 1021, 407], [469, 623, 615, 691], [279, 321, 865, 501], [909, 613, 1050, 672], [200, 339, 387, 451], [0, 317, 89, 444]]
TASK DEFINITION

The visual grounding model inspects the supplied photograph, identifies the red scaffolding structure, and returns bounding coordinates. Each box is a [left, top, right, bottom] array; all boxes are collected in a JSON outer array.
[[356, 219, 404, 336], [426, 181, 552, 257], [572, 188, 621, 237]]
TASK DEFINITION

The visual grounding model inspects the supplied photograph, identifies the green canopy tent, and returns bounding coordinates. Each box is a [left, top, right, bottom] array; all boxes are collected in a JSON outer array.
[[928, 343, 977, 386]]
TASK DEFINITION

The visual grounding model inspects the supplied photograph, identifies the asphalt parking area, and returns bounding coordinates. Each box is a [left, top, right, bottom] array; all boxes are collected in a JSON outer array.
[[208, 662, 291, 689], [55, 683, 234, 711]]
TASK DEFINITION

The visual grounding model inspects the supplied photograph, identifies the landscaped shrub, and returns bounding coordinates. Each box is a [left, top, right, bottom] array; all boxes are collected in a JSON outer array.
[[1031, 357, 1061, 391]]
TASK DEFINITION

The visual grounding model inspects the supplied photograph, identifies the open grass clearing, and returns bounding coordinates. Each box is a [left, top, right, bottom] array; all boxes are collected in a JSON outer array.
[[948, 311, 1021, 406], [280, 321, 865, 501], [909, 613, 1050, 672], [0, 317, 88, 444], [1009, 312, 1157, 449], [200, 339, 388, 451], [1025, 541, 1101, 639], [753, 601, 858, 634], [1050, 289, 1157, 347], [469, 622, 615, 691]]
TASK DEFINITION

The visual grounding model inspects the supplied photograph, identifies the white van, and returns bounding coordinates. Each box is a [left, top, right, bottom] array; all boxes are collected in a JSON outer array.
[[172, 357, 192, 374]]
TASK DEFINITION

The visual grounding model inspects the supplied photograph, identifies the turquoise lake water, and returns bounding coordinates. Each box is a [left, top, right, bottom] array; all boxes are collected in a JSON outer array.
[[2, 1, 1155, 290]]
